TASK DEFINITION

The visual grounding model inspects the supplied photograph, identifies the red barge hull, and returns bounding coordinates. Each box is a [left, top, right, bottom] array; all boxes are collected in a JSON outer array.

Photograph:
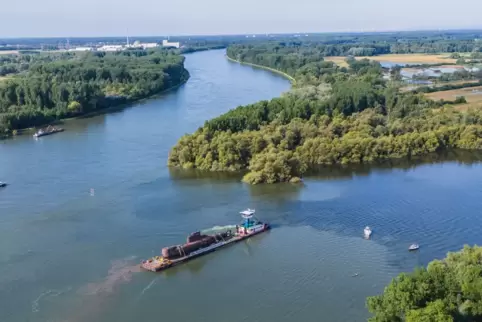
[[141, 223, 269, 272]]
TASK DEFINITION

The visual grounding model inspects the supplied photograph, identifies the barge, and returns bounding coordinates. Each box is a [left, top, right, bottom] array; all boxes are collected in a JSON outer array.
[[33, 125, 64, 138], [141, 209, 269, 272]]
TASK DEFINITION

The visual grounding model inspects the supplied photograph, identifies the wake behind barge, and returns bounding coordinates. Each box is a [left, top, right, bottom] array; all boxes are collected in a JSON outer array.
[[141, 209, 269, 272]]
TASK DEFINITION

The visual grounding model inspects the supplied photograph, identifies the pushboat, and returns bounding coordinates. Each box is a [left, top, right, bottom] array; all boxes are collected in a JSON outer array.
[[141, 209, 270, 272]]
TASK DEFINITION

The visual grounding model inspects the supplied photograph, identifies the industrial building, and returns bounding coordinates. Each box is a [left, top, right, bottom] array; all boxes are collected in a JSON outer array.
[[69, 47, 93, 52], [162, 40, 180, 48], [98, 45, 124, 52]]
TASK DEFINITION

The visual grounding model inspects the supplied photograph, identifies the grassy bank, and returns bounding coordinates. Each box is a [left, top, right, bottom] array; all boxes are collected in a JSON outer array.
[[225, 55, 296, 84]]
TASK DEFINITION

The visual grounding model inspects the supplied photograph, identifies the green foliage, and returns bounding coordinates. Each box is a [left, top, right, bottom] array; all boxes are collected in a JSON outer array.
[[367, 245, 482, 322], [169, 106, 482, 182], [67, 101, 82, 113], [0, 50, 189, 131], [405, 300, 454, 322], [169, 41, 482, 184]]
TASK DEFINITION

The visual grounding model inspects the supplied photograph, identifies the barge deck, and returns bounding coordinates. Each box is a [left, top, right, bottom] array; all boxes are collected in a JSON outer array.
[[141, 209, 269, 272]]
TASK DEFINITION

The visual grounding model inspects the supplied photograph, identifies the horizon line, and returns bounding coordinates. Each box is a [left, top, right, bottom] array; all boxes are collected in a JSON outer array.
[[1, 27, 482, 40]]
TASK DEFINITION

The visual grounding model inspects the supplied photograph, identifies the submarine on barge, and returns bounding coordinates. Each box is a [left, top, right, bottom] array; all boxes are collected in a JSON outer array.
[[141, 209, 269, 272]]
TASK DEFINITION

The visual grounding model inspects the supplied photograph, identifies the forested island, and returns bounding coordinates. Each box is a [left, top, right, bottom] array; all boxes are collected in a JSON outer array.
[[0, 49, 189, 135], [367, 245, 482, 321], [168, 38, 482, 184]]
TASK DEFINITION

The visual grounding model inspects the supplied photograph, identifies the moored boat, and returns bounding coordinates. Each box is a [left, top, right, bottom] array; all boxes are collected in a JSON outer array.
[[141, 209, 270, 272], [364, 226, 372, 238], [33, 125, 64, 138]]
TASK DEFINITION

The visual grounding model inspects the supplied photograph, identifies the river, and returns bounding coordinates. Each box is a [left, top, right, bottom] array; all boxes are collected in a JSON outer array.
[[1, 49, 482, 322]]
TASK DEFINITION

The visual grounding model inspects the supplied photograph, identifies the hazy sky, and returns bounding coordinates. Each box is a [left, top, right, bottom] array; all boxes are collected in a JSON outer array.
[[2, 0, 482, 37]]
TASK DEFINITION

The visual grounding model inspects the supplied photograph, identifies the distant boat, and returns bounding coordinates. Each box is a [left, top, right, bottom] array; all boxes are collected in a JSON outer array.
[[33, 125, 64, 138], [364, 226, 372, 238], [409, 243, 420, 251], [0, 182, 7, 188]]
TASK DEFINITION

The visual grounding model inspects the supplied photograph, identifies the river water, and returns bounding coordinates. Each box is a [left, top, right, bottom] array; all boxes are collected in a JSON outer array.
[[1, 49, 482, 322]]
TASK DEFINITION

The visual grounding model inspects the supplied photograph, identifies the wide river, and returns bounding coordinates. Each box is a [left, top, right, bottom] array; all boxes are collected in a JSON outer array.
[[1, 49, 482, 322]]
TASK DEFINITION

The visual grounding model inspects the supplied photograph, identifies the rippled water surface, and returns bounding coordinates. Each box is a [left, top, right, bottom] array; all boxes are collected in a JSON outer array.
[[1, 50, 482, 322]]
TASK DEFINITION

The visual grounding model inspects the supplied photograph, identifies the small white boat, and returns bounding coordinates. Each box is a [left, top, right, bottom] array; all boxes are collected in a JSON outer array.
[[33, 129, 45, 138], [0, 182, 7, 188], [409, 243, 420, 251], [364, 226, 372, 238]]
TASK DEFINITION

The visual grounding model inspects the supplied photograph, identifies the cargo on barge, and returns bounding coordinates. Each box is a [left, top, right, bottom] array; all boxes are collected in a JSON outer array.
[[141, 209, 269, 272]]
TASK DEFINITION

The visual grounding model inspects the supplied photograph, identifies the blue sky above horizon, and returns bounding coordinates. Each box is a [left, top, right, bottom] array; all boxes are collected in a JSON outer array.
[[2, 0, 482, 38]]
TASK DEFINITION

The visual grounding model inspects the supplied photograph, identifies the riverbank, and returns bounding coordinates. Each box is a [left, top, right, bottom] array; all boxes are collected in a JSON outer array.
[[169, 44, 482, 184], [5, 70, 190, 139], [225, 55, 296, 84], [4, 47, 482, 322], [66, 71, 191, 121], [181, 45, 226, 54], [0, 50, 189, 137]]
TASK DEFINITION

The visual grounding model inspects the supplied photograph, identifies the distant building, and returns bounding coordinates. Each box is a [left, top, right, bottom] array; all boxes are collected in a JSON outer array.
[[99, 45, 124, 52], [69, 47, 93, 52], [125, 42, 159, 50], [141, 43, 158, 49], [162, 40, 180, 48]]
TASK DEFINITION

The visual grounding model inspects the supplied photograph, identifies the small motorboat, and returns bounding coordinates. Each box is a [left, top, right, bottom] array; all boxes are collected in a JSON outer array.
[[0, 182, 7, 188], [364, 226, 372, 238], [409, 243, 420, 251]]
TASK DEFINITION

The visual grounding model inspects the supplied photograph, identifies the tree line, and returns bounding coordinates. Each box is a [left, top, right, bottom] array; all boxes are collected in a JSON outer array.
[[169, 41, 482, 184], [0, 51, 77, 76], [0, 49, 189, 133]]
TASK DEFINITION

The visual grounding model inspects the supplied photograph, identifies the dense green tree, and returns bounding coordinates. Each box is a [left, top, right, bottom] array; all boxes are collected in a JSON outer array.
[[367, 245, 482, 322], [0, 49, 189, 131], [169, 42, 482, 184]]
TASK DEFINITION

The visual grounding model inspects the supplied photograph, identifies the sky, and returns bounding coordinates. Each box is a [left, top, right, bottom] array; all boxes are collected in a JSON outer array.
[[2, 0, 482, 38]]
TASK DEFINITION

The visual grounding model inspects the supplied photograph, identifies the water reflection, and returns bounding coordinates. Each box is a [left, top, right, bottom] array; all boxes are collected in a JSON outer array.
[[168, 167, 242, 184], [169, 149, 482, 187], [306, 149, 482, 180], [248, 182, 303, 202], [162, 258, 208, 276]]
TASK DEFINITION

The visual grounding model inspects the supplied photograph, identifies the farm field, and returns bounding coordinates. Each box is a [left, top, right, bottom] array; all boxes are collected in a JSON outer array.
[[326, 53, 457, 66], [358, 53, 456, 64], [426, 85, 482, 110], [0, 76, 13, 82], [324, 56, 350, 67], [0, 50, 20, 55]]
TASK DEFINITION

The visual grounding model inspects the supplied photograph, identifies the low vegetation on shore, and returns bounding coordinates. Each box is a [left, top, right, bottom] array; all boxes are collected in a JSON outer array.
[[0, 49, 189, 134], [168, 41, 482, 184]]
